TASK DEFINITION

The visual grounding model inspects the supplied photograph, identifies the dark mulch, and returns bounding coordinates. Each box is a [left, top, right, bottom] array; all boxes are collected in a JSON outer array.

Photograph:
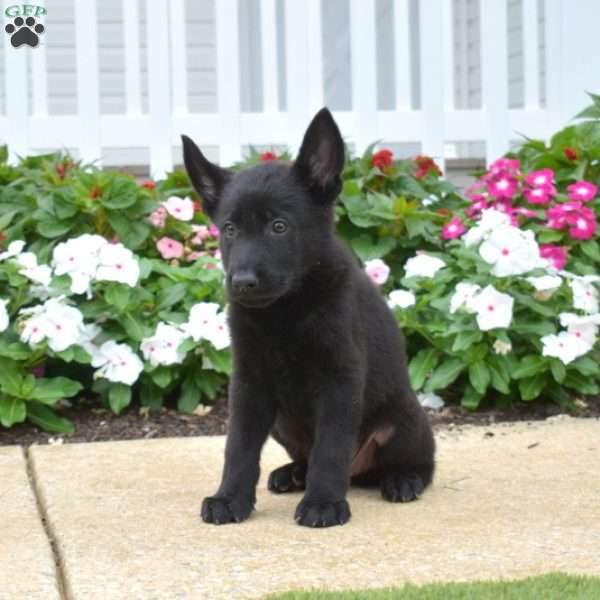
[[1, 395, 599, 448]]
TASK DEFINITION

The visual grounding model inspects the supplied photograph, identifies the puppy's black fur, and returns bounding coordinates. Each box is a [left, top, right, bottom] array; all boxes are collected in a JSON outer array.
[[182, 108, 435, 528]]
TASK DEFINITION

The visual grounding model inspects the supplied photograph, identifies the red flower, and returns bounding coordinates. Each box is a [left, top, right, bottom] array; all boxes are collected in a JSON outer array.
[[56, 159, 72, 179], [372, 149, 394, 170], [260, 151, 278, 161], [415, 155, 442, 179], [193, 200, 202, 213], [89, 185, 102, 199], [564, 147, 578, 161], [141, 180, 156, 190], [0, 231, 5, 249]]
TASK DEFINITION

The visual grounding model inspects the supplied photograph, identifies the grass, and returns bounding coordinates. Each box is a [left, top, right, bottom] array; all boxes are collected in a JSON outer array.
[[265, 573, 600, 599]]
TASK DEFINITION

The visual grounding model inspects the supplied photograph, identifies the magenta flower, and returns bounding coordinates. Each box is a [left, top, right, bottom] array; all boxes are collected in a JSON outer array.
[[540, 244, 567, 270], [567, 181, 598, 202], [524, 168, 554, 188], [208, 224, 220, 238], [466, 198, 488, 218], [465, 181, 487, 200], [488, 175, 517, 199], [568, 216, 597, 240], [523, 186, 553, 205], [488, 158, 520, 177], [441, 217, 466, 240], [156, 237, 184, 259], [513, 207, 538, 218]]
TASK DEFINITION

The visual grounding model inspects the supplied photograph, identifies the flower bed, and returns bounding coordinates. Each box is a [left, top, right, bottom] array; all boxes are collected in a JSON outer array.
[[2, 97, 600, 432]]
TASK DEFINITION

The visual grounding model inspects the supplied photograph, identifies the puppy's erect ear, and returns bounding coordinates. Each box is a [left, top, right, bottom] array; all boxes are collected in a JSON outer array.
[[293, 108, 345, 201], [181, 135, 231, 218]]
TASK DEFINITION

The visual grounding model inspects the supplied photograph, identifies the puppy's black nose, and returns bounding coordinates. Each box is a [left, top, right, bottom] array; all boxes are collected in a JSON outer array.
[[231, 272, 259, 295]]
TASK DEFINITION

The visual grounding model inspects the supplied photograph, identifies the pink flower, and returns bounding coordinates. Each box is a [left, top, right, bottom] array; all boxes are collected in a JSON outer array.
[[191, 225, 210, 245], [523, 186, 553, 205], [488, 175, 517, 199], [465, 182, 487, 200], [568, 216, 597, 240], [567, 181, 598, 202], [186, 251, 203, 262], [512, 207, 538, 218], [208, 224, 219, 238], [540, 244, 567, 270], [156, 237, 184, 259], [163, 196, 195, 221], [524, 168, 554, 188], [441, 217, 466, 240], [364, 258, 390, 285], [466, 198, 488, 218], [488, 158, 520, 177], [149, 206, 167, 229]]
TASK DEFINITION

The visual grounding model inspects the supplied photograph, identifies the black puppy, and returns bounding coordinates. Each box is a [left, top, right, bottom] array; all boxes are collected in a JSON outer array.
[[182, 108, 435, 528]]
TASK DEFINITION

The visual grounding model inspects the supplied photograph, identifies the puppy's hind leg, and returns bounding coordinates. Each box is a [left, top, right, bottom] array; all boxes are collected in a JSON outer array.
[[376, 412, 435, 503], [268, 462, 307, 494]]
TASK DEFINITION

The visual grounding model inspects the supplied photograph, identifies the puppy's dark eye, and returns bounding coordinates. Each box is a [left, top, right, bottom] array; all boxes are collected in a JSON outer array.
[[272, 219, 288, 234], [223, 223, 236, 238]]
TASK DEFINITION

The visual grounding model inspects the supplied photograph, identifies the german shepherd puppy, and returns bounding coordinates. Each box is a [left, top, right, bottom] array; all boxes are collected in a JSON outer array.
[[182, 108, 435, 528]]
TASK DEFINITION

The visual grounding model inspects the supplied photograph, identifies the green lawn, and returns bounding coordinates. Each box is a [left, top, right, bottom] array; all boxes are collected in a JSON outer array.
[[266, 573, 600, 600]]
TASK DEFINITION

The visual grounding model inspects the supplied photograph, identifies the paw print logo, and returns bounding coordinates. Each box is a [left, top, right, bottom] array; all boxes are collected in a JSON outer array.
[[5, 16, 45, 48]]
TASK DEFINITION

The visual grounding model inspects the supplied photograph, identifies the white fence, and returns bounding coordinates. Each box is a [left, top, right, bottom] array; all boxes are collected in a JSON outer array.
[[1, 0, 600, 177]]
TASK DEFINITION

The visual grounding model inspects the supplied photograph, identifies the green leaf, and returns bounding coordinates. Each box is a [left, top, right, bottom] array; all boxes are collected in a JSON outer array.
[[178, 337, 197, 353], [155, 283, 187, 312], [550, 359, 566, 383], [121, 313, 146, 341], [469, 361, 491, 395], [349, 234, 396, 261], [108, 383, 131, 414], [569, 356, 600, 376], [461, 384, 483, 410], [178, 376, 200, 413], [140, 378, 163, 409], [0, 358, 23, 396], [424, 358, 465, 392], [452, 330, 483, 352], [30, 377, 83, 403], [518, 374, 547, 401], [151, 366, 172, 388], [204, 346, 233, 375], [564, 372, 600, 395], [580, 240, 600, 262], [408, 348, 440, 391], [105, 285, 131, 311], [0, 396, 26, 427], [0, 209, 18, 230], [26, 401, 74, 433], [0, 340, 31, 360], [107, 212, 150, 249], [511, 355, 546, 379], [488, 361, 510, 394], [36, 220, 73, 238]]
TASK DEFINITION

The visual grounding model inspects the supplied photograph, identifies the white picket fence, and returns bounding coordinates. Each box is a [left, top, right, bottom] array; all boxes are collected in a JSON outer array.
[[1, 0, 600, 178]]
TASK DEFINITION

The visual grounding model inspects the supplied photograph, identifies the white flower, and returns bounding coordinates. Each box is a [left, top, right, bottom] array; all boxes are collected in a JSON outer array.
[[493, 339, 512, 355], [19, 297, 85, 352], [417, 392, 444, 410], [463, 209, 512, 247], [404, 254, 446, 279], [163, 196, 195, 221], [541, 332, 591, 365], [95, 243, 140, 287], [0, 299, 9, 332], [364, 258, 390, 285], [77, 323, 102, 360], [558, 313, 600, 346], [91, 341, 143, 385], [183, 302, 230, 350], [479, 226, 540, 277], [469, 285, 514, 331], [449, 282, 481, 314], [422, 196, 439, 207], [387, 289, 416, 309], [10, 251, 53, 287], [141, 322, 187, 366], [0, 240, 25, 261], [53, 234, 108, 295], [203, 311, 230, 350], [526, 275, 562, 292], [569, 277, 599, 314]]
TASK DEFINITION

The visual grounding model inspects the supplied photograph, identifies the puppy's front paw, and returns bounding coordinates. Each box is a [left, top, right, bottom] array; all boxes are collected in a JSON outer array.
[[294, 498, 351, 528], [268, 462, 306, 494], [381, 474, 424, 503], [201, 494, 254, 525]]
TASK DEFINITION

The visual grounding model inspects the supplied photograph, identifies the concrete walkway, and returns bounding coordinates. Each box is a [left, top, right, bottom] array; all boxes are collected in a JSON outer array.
[[2, 417, 599, 600]]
